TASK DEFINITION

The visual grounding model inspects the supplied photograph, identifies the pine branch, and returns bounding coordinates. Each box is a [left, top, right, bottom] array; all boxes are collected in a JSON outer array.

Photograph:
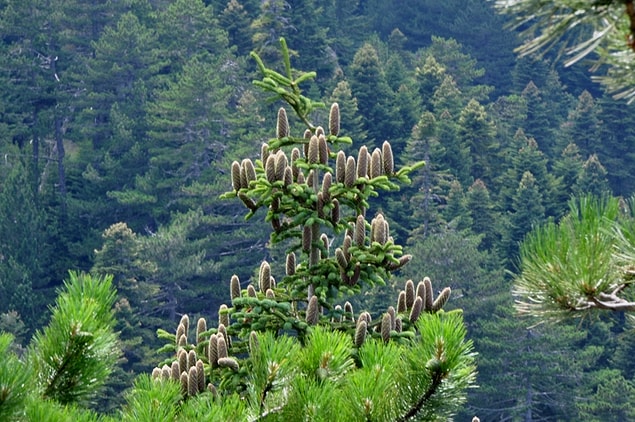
[[397, 370, 445, 422]]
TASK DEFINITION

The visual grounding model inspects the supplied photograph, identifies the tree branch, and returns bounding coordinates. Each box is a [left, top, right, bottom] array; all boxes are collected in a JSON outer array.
[[396, 370, 444, 422], [590, 291, 635, 311]]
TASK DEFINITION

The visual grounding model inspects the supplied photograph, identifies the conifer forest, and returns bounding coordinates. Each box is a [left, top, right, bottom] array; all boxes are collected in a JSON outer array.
[[3, 0, 635, 420]]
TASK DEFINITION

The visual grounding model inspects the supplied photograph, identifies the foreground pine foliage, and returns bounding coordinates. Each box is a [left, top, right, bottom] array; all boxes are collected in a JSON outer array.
[[514, 195, 635, 319], [0, 272, 119, 421]]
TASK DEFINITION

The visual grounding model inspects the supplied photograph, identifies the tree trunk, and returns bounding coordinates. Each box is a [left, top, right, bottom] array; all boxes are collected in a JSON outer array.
[[55, 115, 67, 216]]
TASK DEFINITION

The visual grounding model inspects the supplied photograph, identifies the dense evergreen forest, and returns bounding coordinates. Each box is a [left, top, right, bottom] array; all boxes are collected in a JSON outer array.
[[2, 0, 635, 420]]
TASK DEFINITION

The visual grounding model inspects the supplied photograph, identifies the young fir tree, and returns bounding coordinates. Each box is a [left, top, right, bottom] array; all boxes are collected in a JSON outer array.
[[144, 39, 476, 421], [573, 154, 612, 198]]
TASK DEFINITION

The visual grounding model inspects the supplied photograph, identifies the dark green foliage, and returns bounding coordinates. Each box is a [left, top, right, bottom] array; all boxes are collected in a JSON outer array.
[[504, 171, 546, 263], [0, 159, 52, 331], [220, 0, 254, 57], [457, 99, 499, 185], [563, 90, 603, 160], [596, 93, 635, 195], [465, 180, 500, 252], [139, 51, 237, 221], [576, 369, 635, 421], [91, 223, 163, 413], [348, 43, 402, 148], [573, 154, 611, 198], [328, 80, 367, 145], [512, 60, 572, 157]]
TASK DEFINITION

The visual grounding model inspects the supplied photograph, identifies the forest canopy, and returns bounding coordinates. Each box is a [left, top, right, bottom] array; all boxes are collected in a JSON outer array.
[[2, 0, 635, 420]]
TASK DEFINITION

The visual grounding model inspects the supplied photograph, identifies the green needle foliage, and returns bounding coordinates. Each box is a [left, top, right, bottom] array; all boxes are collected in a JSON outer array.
[[0, 272, 121, 420], [149, 39, 476, 421], [0, 333, 31, 420], [513, 195, 635, 320], [119, 375, 182, 422], [29, 271, 120, 406]]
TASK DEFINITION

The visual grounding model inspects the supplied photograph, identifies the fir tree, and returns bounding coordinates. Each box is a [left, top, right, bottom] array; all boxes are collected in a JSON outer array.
[[505, 171, 546, 262], [220, 0, 255, 57], [466, 179, 499, 252], [457, 99, 499, 185], [144, 38, 476, 420], [573, 154, 611, 198], [552, 142, 584, 206], [563, 90, 603, 160], [349, 43, 402, 149]]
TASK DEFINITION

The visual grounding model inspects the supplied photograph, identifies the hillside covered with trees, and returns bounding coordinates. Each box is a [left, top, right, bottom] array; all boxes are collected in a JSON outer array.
[[2, 0, 635, 420]]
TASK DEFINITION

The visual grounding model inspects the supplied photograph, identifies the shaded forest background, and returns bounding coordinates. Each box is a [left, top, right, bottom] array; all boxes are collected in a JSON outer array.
[[1, 0, 633, 420]]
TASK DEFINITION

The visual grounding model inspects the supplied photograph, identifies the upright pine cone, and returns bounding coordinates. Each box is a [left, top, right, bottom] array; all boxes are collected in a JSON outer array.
[[370, 148, 382, 178], [231, 161, 242, 191], [329, 102, 340, 136], [344, 156, 356, 188], [382, 141, 394, 175], [357, 145, 369, 178], [306, 295, 320, 325], [230, 275, 241, 303], [277, 107, 289, 138], [318, 134, 328, 165], [354, 215, 366, 246], [308, 135, 319, 164]]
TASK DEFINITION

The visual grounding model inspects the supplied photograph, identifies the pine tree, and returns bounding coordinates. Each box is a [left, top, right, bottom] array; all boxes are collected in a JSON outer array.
[[403, 112, 451, 241], [75, 11, 159, 151], [518, 76, 569, 157], [431, 74, 464, 115], [488, 94, 528, 144], [139, 52, 235, 220], [0, 159, 51, 331], [250, 0, 293, 63], [511, 132, 561, 217], [425, 36, 493, 103], [596, 93, 635, 196], [443, 180, 470, 231], [91, 223, 162, 411], [415, 55, 448, 112], [325, 0, 368, 66], [435, 109, 471, 187], [576, 369, 635, 421]]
